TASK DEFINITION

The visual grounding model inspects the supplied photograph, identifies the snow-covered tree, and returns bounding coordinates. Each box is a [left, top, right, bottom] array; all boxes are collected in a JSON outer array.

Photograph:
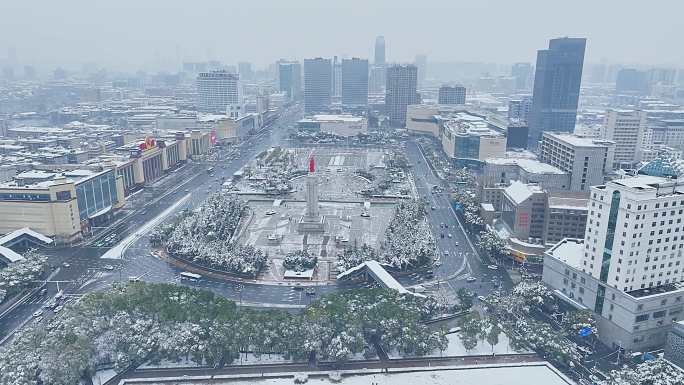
[[0, 250, 47, 298], [159, 192, 267, 275], [337, 244, 378, 271], [601, 358, 684, 385], [0, 283, 448, 384], [561, 309, 597, 338], [283, 250, 317, 272], [476, 230, 509, 262], [381, 200, 436, 269]]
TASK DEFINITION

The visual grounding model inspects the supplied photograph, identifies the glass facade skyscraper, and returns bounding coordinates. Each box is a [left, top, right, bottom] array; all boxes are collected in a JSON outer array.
[[341, 58, 369, 108], [278, 61, 302, 101], [304, 58, 332, 114], [528, 37, 586, 149]]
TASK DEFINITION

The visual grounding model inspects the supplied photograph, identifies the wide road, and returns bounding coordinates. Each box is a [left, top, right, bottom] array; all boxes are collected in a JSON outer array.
[[396, 140, 510, 300]]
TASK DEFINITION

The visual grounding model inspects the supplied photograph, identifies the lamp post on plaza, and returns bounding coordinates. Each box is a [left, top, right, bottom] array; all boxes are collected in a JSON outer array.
[[234, 283, 244, 308]]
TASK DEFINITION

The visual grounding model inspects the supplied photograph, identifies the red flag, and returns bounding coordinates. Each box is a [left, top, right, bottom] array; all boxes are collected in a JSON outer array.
[[309, 156, 315, 173]]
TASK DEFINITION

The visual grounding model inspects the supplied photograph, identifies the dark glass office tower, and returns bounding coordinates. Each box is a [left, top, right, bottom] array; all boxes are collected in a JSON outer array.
[[278, 61, 302, 101], [528, 37, 586, 149], [303, 58, 332, 114], [341, 58, 369, 108]]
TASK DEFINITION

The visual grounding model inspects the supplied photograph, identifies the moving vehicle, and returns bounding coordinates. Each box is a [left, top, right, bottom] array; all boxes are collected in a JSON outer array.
[[487, 264, 499, 270], [447, 233, 453, 238], [180, 271, 202, 282], [477, 296, 487, 302], [466, 276, 477, 283], [103, 264, 114, 271], [61, 262, 70, 268], [32, 310, 43, 318], [447, 327, 462, 334], [265, 210, 277, 216], [412, 285, 426, 293]]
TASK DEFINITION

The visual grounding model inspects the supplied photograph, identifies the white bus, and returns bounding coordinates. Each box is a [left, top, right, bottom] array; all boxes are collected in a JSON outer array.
[[180, 272, 202, 282]]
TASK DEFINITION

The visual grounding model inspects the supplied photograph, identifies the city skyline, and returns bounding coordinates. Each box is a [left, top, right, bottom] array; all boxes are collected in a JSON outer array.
[[1, 0, 683, 72]]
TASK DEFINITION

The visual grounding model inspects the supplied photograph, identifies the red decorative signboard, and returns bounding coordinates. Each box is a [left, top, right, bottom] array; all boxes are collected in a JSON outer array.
[[138, 136, 156, 151]]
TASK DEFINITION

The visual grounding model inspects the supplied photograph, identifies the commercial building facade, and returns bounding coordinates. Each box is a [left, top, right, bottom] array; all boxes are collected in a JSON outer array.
[[196, 70, 240, 114], [500, 181, 547, 241], [543, 176, 684, 351], [481, 157, 570, 192], [297, 115, 367, 138], [539, 132, 614, 192], [601, 109, 648, 169], [441, 119, 506, 164], [543, 193, 589, 245]]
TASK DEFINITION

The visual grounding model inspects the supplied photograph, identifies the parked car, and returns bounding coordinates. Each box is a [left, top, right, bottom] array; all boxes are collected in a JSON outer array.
[[466, 276, 477, 283], [487, 264, 499, 270]]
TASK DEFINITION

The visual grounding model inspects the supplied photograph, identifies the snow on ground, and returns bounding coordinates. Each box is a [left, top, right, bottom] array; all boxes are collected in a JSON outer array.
[[89, 369, 117, 385], [149, 364, 573, 385], [101, 193, 192, 259]]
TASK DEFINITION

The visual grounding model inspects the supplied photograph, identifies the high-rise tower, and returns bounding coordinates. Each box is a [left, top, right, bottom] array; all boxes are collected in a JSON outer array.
[[527, 37, 586, 149]]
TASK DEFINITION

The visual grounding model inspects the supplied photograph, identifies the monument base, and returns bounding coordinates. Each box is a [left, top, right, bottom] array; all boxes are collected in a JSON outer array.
[[297, 215, 325, 233]]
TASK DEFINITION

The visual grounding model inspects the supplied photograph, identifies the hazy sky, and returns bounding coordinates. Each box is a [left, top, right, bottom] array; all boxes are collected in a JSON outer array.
[[1, 0, 682, 72]]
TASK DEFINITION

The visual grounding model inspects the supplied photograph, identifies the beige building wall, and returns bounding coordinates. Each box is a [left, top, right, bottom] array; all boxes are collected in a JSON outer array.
[[478, 137, 507, 160], [406, 105, 440, 137], [0, 183, 81, 240]]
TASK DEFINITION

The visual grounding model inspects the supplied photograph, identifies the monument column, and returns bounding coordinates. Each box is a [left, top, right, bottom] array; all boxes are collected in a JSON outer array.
[[306, 156, 319, 218]]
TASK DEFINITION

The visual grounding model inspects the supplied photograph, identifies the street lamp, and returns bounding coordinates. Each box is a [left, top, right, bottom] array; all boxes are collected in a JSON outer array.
[[234, 283, 244, 307]]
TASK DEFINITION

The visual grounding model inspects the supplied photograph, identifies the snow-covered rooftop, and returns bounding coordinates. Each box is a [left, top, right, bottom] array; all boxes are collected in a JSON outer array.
[[546, 238, 584, 268], [0, 227, 53, 246], [485, 157, 566, 175], [300, 114, 366, 123], [547, 195, 589, 211], [338, 260, 424, 298], [544, 132, 614, 148], [158, 363, 575, 385], [610, 175, 669, 190], [504, 180, 544, 204], [0, 245, 23, 264]]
